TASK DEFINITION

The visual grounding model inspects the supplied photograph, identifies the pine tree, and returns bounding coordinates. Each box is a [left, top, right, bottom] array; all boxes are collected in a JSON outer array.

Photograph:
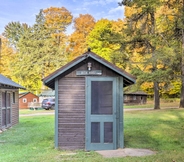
[[119, 0, 175, 109]]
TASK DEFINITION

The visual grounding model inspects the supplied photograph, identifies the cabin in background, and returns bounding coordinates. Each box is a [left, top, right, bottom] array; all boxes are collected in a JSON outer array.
[[19, 92, 39, 109], [124, 91, 147, 105], [0, 74, 24, 130]]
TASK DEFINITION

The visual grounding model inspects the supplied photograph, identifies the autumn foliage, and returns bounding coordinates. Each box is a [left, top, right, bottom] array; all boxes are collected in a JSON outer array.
[[1, 2, 184, 106]]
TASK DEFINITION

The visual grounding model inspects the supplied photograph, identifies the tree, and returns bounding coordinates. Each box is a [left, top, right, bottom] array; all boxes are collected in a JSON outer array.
[[43, 7, 73, 46], [13, 9, 69, 92], [103, 19, 130, 68], [3, 22, 30, 48], [87, 19, 118, 61], [171, 0, 184, 108], [0, 36, 15, 77], [119, 0, 176, 109], [156, 0, 184, 107], [43, 7, 73, 33], [68, 14, 95, 59], [180, 0, 184, 107]]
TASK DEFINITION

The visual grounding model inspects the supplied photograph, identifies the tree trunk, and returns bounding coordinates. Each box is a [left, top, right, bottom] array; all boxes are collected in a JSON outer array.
[[179, 0, 184, 108], [179, 76, 184, 107], [179, 28, 184, 107], [154, 81, 160, 109], [150, 11, 160, 109]]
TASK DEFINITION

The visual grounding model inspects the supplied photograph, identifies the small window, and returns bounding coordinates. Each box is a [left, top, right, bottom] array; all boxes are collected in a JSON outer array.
[[23, 98, 27, 103], [13, 92, 15, 103], [33, 98, 37, 103]]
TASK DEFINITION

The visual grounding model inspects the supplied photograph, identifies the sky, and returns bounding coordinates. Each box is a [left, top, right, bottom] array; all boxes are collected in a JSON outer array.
[[0, 0, 124, 35]]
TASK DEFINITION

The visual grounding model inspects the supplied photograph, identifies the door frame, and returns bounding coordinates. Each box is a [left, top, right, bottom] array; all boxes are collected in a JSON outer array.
[[85, 77, 117, 151], [1, 90, 12, 129]]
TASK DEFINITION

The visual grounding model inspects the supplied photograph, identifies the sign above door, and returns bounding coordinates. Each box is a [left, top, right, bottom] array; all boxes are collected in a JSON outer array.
[[76, 70, 102, 76]]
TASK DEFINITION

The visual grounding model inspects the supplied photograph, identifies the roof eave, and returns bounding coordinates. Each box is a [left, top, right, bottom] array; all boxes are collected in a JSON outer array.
[[43, 51, 136, 87], [0, 83, 25, 90], [43, 56, 86, 85]]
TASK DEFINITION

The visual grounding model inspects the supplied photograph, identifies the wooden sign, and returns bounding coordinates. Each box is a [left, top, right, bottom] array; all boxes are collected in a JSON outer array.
[[76, 70, 102, 76]]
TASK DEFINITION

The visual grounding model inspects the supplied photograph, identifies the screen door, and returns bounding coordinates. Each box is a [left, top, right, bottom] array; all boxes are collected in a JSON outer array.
[[86, 77, 116, 150]]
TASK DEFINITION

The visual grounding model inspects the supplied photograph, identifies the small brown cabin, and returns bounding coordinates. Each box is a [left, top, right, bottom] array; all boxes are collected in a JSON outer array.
[[19, 92, 39, 109], [0, 74, 24, 130], [43, 51, 136, 151], [124, 91, 148, 105]]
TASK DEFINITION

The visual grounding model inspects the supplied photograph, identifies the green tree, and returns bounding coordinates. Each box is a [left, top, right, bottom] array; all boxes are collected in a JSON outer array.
[[168, 0, 184, 108], [155, 0, 184, 107], [119, 0, 177, 109], [14, 9, 69, 92], [87, 19, 117, 62], [3, 22, 30, 48]]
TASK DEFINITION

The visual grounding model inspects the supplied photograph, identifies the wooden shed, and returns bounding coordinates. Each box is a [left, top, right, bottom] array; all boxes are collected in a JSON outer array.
[[124, 91, 148, 105], [43, 51, 136, 151], [0, 74, 24, 130], [19, 92, 39, 109], [39, 89, 55, 103]]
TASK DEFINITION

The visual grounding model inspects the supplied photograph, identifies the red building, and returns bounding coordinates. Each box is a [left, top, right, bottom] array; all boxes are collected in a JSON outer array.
[[19, 92, 39, 109]]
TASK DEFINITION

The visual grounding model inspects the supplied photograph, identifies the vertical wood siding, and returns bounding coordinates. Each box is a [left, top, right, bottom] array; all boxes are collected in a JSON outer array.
[[58, 77, 85, 150]]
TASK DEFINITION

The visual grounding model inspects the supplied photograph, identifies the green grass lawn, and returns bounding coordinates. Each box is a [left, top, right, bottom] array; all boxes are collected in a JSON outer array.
[[0, 109, 184, 162], [19, 109, 54, 115]]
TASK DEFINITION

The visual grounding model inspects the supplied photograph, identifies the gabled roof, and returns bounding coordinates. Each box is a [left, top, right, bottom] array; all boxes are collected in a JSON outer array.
[[124, 91, 148, 96], [19, 92, 29, 97], [19, 92, 38, 98], [43, 51, 136, 89], [0, 74, 25, 89]]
